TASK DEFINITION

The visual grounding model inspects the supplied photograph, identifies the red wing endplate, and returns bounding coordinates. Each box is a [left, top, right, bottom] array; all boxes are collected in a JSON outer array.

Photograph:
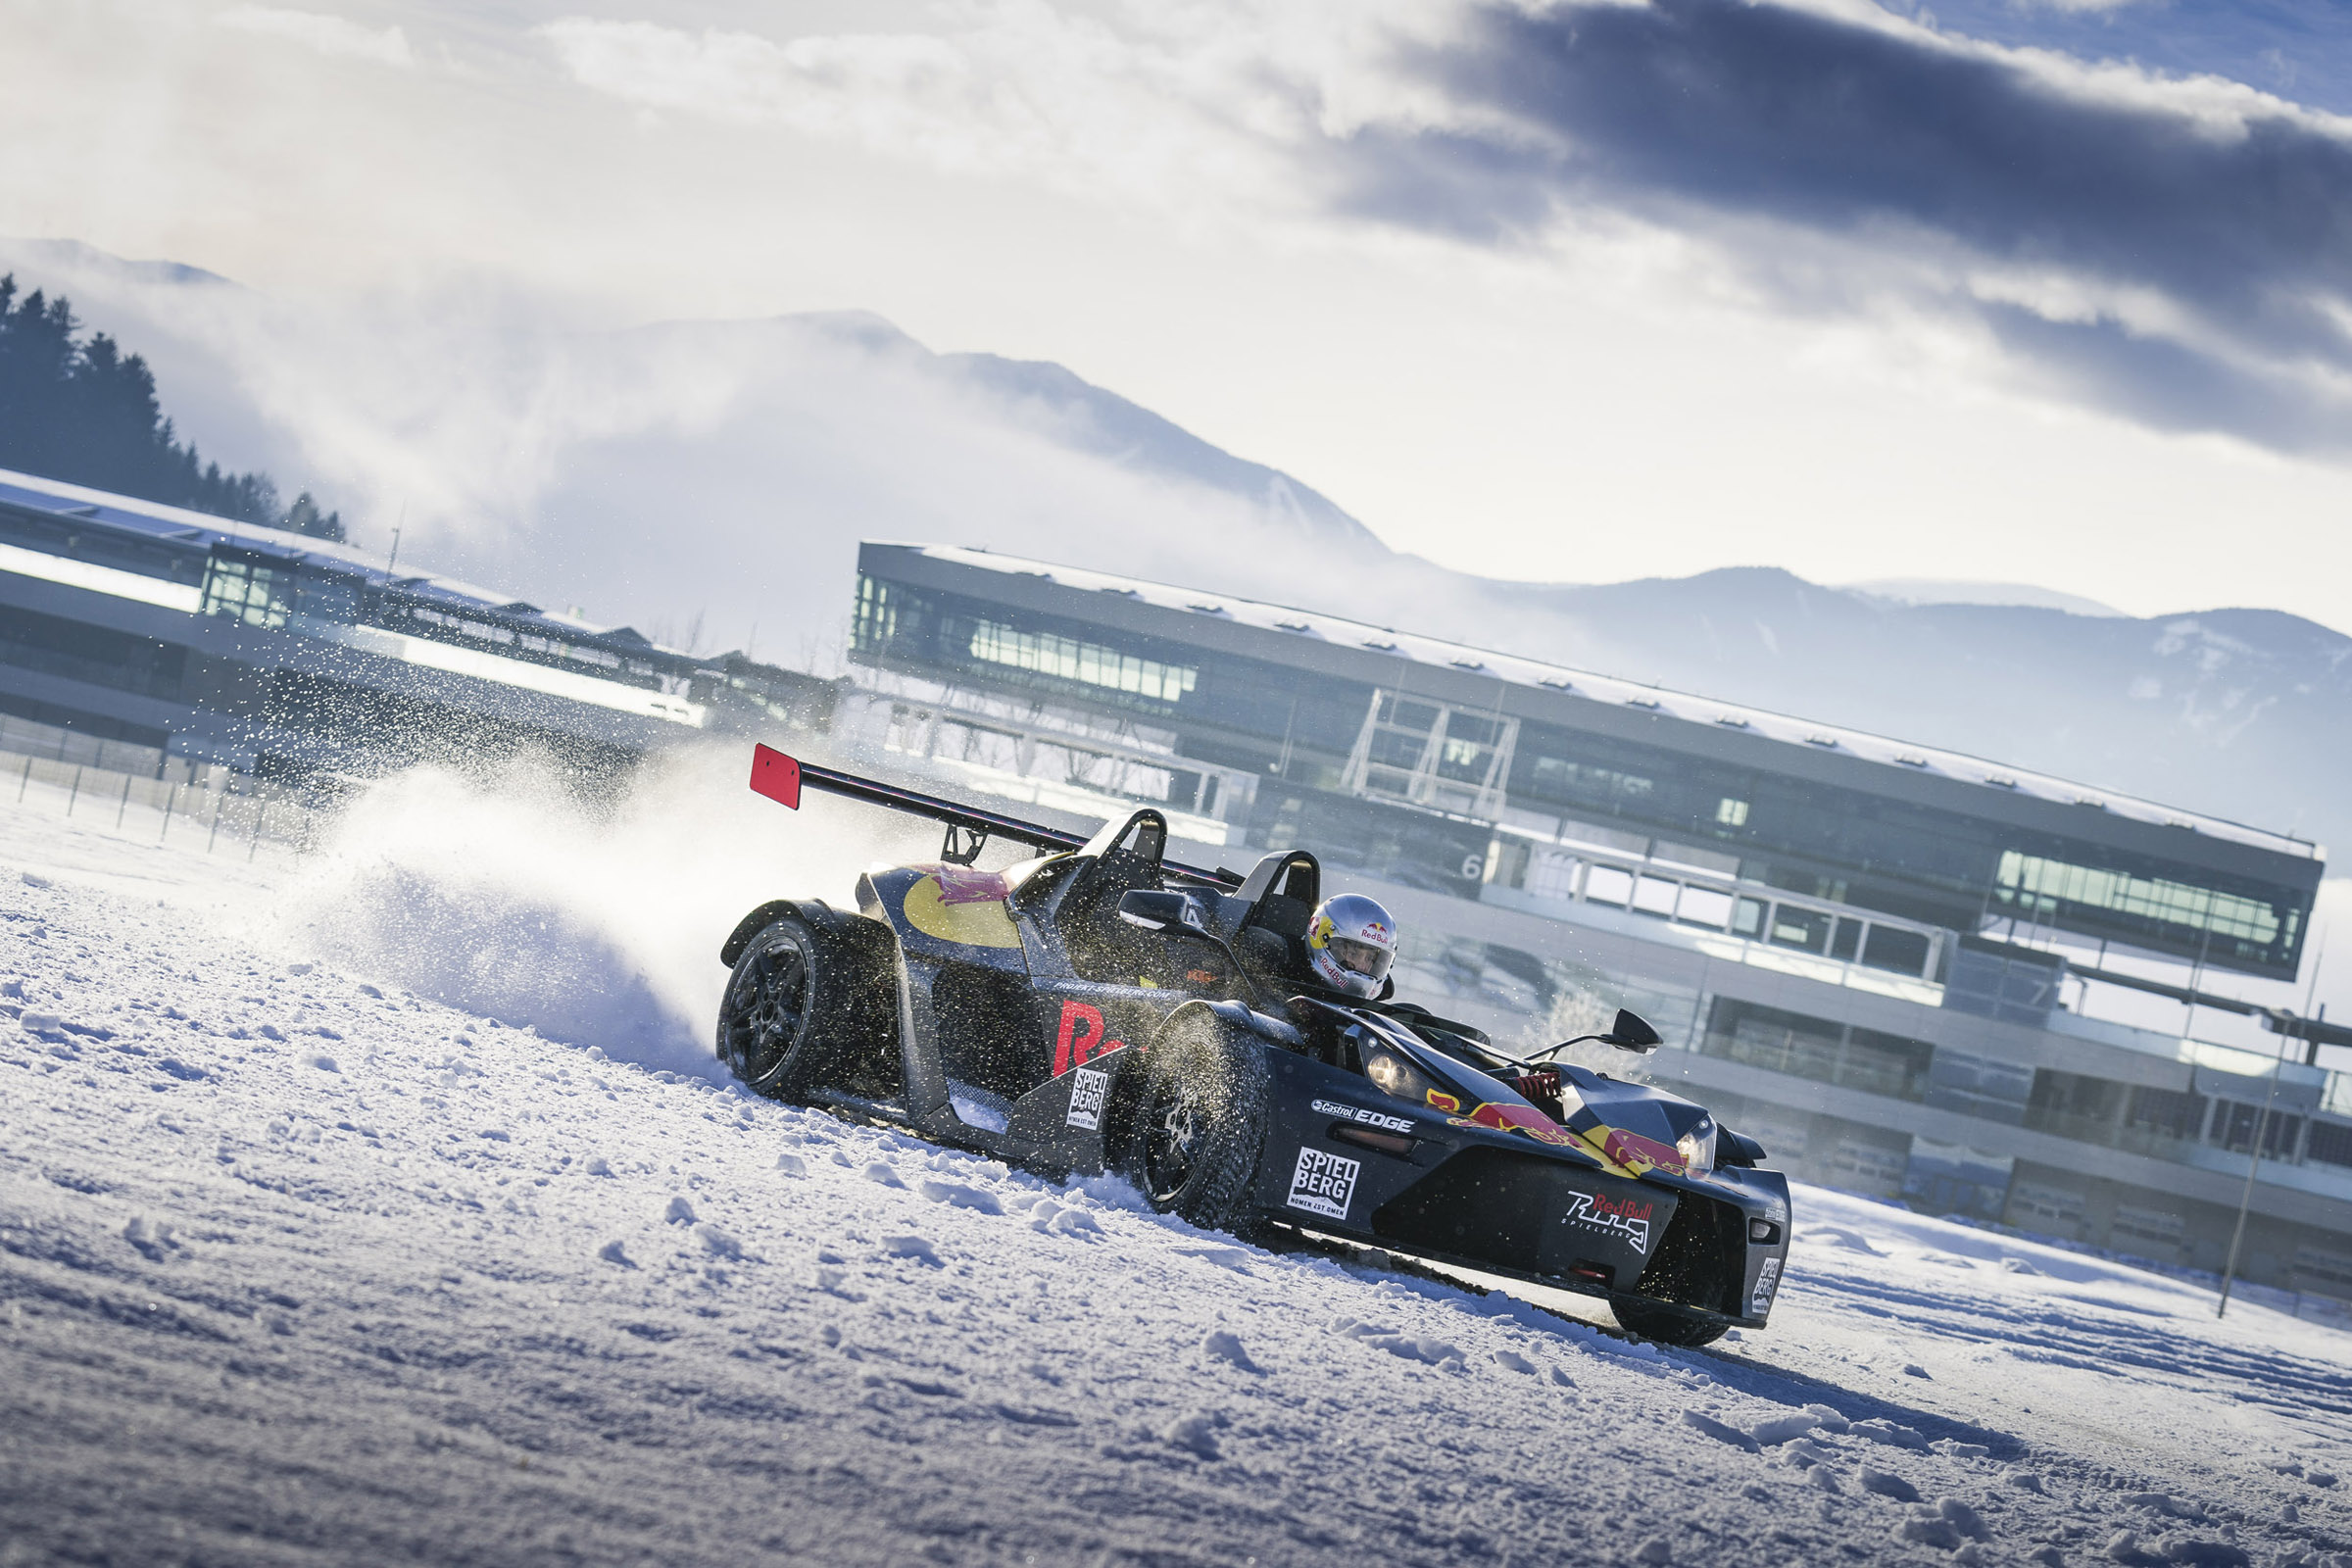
[[751, 744, 803, 809]]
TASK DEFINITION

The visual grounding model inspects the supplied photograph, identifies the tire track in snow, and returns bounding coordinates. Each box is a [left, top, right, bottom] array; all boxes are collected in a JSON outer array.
[[5, 802, 2352, 1567]]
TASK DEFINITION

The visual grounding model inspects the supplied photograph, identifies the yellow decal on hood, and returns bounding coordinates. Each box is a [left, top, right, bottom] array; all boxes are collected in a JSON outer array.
[[902, 870, 1023, 950]]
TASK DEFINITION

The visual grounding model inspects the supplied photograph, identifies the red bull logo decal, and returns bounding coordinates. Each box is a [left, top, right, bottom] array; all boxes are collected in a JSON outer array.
[[1595, 1126, 1688, 1178], [1457, 1101, 1578, 1147], [1467, 1101, 1554, 1137], [1430, 1093, 1682, 1178], [1564, 1190, 1657, 1254]]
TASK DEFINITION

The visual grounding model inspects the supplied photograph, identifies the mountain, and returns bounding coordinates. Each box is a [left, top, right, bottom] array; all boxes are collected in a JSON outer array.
[[1847, 578, 2126, 618], [2, 237, 236, 291], [1, 237, 2344, 858], [937, 353, 1377, 551], [788, 311, 1378, 551]]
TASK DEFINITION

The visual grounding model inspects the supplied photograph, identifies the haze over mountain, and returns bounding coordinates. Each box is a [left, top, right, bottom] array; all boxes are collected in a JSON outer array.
[[6, 238, 2346, 875]]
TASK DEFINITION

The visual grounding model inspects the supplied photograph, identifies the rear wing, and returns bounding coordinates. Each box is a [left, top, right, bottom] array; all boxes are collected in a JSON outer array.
[[750, 744, 1243, 890]]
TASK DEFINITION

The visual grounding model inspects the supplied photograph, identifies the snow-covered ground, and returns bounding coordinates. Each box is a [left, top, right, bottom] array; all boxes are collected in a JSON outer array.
[[4, 755, 2350, 1568]]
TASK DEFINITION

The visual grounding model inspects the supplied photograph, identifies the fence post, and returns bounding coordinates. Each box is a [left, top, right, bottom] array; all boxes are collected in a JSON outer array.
[[15, 755, 27, 803], [207, 788, 225, 854], [66, 765, 82, 816], [160, 781, 176, 843], [249, 802, 268, 862], [116, 772, 134, 828]]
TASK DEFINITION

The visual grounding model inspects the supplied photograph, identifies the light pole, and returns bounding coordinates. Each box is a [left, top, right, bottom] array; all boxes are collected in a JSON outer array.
[[2217, 930, 2327, 1318], [2215, 1027, 2290, 1318]]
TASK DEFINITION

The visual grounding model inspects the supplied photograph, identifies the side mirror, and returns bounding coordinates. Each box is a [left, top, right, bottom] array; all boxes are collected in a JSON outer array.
[[1118, 889, 1206, 934], [1602, 1008, 1662, 1053]]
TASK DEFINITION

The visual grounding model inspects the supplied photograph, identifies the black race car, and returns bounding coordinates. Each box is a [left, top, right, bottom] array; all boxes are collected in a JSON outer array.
[[717, 745, 1791, 1347]]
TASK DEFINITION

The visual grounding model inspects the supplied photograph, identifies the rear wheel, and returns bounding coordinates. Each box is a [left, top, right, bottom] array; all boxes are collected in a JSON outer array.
[[716, 912, 896, 1100], [1609, 1297, 1729, 1348], [1121, 1009, 1270, 1236]]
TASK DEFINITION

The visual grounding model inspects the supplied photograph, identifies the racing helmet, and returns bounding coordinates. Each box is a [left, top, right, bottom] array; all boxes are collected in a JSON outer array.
[[1306, 894, 1397, 999]]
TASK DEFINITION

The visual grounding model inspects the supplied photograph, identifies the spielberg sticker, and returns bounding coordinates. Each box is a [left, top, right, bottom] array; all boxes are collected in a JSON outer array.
[[1562, 1189, 1656, 1254], [1065, 1067, 1109, 1131], [1750, 1255, 1783, 1316], [1286, 1147, 1361, 1221]]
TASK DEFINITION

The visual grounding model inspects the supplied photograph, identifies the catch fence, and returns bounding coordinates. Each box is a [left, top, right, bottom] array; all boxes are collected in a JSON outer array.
[[0, 712, 327, 861]]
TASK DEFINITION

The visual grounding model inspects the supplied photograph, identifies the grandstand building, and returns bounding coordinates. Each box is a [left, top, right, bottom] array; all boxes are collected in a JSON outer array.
[[0, 467, 835, 782], [839, 541, 2352, 1309]]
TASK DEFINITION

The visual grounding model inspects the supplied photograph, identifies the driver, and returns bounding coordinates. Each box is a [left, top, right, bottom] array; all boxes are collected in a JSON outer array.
[[1303, 893, 1399, 999]]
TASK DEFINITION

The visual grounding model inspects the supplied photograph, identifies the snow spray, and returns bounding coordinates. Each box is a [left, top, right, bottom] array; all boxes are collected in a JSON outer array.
[[274, 742, 938, 1078]]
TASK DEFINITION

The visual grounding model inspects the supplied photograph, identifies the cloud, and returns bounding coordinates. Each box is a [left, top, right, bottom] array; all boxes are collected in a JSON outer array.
[[534, 6, 1426, 215], [1330, 0, 2352, 454], [214, 5, 414, 68], [532, 0, 2352, 458]]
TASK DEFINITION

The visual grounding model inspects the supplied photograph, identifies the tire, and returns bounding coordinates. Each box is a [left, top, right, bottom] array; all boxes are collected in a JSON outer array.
[[716, 912, 896, 1101], [1119, 1008, 1271, 1236], [1610, 1297, 1730, 1348]]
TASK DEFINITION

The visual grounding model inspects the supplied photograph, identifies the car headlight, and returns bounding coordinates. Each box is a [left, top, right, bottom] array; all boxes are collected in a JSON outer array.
[[1363, 1046, 1443, 1108], [1676, 1120, 1717, 1177]]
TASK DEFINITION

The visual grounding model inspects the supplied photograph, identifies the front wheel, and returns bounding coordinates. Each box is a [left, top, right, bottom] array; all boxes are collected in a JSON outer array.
[[1609, 1297, 1729, 1348], [716, 912, 894, 1100], [1119, 1008, 1271, 1236]]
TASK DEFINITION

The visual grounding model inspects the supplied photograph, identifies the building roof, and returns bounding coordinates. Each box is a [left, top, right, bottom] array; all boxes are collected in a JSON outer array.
[[0, 466, 662, 654]]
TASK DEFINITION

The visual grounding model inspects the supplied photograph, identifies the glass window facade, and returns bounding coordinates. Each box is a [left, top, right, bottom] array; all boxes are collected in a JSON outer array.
[[1700, 998, 1935, 1102], [201, 556, 289, 629], [1994, 851, 2281, 949], [966, 617, 1199, 704], [851, 573, 1372, 763]]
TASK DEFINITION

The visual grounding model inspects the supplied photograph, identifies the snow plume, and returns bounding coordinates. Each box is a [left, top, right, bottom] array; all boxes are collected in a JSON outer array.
[[277, 745, 937, 1077]]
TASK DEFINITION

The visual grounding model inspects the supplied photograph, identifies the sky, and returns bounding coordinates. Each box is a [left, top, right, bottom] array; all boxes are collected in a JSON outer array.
[[3, 0, 2352, 628]]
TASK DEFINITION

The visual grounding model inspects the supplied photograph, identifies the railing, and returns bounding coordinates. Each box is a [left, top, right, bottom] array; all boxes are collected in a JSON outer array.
[[2, 717, 322, 860], [1483, 825, 1948, 986]]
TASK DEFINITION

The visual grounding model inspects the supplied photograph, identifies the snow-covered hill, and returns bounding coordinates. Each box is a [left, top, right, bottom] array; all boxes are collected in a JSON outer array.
[[4, 760, 2349, 1566]]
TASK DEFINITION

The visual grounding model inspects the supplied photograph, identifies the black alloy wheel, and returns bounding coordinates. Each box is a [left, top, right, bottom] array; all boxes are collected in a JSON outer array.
[[1122, 1008, 1270, 1236], [722, 923, 813, 1093], [1141, 1079, 1209, 1206], [716, 912, 895, 1101]]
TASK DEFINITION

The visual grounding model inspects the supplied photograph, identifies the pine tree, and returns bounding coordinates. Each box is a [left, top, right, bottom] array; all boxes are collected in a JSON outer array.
[[0, 272, 294, 528], [281, 491, 345, 543]]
